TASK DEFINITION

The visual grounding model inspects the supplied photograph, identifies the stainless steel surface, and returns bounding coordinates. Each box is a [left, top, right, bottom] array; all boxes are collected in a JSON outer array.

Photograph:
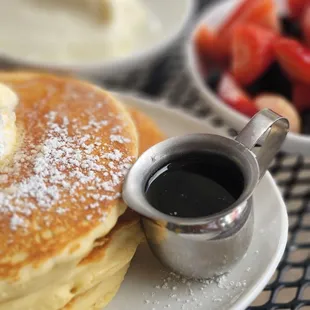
[[122, 109, 289, 279], [236, 109, 289, 179]]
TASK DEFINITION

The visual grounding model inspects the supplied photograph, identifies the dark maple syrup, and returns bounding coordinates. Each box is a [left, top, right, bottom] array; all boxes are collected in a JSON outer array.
[[145, 153, 244, 218]]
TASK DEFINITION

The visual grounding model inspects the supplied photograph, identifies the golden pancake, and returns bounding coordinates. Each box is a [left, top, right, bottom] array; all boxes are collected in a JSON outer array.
[[0, 211, 142, 310], [0, 102, 165, 309], [61, 108, 165, 310], [63, 265, 129, 310], [0, 72, 139, 301], [127, 106, 165, 155]]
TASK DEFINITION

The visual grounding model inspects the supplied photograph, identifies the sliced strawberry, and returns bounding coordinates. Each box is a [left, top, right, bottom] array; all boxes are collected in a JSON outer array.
[[219, 0, 280, 34], [293, 83, 310, 112], [231, 24, 276, 86], [216, 0, 280, 59], [194, 25, 226, 64], [274, 37, 310, 84], [194, 25, 215, 58], [257, 2, 280, 32], [288, 0, 310, 18], [218, 0, 251, 33], [301, 4, 310, 45], [217, 73, 258, 117]]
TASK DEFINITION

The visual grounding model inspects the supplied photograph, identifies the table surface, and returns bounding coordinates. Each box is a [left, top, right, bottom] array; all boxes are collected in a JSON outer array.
[[99, 1, 310, 309]]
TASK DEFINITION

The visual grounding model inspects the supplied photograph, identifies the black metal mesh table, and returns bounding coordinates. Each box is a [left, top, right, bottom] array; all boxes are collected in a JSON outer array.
[[99, 1, 310, 309]]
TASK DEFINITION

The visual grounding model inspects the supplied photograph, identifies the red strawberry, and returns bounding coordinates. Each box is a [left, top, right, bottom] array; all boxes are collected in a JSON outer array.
[[293, 83, 310, 112], [256, 1, 280, 32], [288, 0, 310, 18], [216, 0, 280, 58], [231, 24, 276, 86], [194, 25, 226, 64], [219, 0, 280, 34], [301, 4, 310, 45], [217, 73, 258, 117], [274, 37, 310, 84]]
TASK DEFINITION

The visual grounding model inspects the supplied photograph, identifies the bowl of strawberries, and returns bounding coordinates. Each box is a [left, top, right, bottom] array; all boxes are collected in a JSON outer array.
[[186, 0, 310, 154]]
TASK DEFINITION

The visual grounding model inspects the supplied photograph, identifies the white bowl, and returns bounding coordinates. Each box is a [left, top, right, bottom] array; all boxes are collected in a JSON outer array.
[[0, 0, 195, 79], [186, 0, 310, 155]]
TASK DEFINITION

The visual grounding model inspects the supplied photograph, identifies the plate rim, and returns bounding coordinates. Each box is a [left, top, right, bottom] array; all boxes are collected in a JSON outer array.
[[113, 91, 288, 310]]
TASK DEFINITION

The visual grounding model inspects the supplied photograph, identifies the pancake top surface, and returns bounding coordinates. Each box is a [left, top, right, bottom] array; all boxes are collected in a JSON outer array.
[[0, 72, 138, 280]]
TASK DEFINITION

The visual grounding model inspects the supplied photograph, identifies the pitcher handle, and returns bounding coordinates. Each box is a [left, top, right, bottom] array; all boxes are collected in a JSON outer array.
[[235, 109, 289, 180]]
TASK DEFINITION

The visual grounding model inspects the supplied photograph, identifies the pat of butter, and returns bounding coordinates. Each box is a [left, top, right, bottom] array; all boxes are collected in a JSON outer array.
[[0, 83, 18, 161]]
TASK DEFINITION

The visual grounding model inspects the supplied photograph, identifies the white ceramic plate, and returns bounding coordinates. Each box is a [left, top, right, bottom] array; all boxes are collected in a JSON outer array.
[[186, 0, 310, 155], [0, 0, 195, 79], [104, 92, 288, 310]]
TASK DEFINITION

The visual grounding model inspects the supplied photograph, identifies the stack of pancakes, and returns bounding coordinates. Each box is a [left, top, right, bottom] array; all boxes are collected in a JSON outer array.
[[0, 72, 165, 309]]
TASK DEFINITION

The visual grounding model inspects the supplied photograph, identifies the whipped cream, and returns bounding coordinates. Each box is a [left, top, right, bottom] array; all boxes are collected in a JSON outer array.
[[0, 0, 162, 64], [0, 83, 18, 161]]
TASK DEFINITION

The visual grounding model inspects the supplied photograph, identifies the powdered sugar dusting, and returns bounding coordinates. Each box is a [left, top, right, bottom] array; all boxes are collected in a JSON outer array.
[[10, 214, 27, 231], [141, 271, 247, 310], [110, 134, 131, 144], [0, 108, 135, 232]]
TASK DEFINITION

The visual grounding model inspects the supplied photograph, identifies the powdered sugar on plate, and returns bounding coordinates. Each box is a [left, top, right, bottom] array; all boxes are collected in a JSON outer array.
[[141, 271, 247, 310]]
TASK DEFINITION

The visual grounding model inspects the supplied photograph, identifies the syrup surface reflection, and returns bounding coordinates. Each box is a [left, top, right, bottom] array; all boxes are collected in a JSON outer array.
[[145, 152, 244, 218]]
